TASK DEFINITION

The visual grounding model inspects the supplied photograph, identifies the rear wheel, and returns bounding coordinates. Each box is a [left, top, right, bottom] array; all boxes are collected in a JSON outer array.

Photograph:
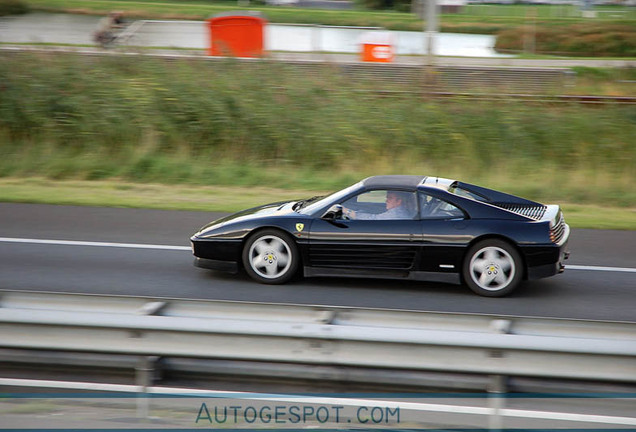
[[242, 230, 299, 284], [463, 239, 523, 297]]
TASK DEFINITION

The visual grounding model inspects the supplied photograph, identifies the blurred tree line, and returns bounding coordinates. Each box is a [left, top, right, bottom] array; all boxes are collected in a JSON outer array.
[[0, 0, 29, 16], [358, 0, 414, 12]]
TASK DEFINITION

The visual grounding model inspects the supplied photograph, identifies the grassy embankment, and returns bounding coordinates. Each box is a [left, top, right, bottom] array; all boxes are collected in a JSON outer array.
[[9, 0, 635, 56], [1, 53, 634, 229]]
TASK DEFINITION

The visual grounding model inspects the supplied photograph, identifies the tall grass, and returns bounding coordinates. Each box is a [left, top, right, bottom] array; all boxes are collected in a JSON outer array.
[[1, 53, 635, 206]]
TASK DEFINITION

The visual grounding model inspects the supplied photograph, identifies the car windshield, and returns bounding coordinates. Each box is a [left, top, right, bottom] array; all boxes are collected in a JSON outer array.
[[297, 182, 361, 215]]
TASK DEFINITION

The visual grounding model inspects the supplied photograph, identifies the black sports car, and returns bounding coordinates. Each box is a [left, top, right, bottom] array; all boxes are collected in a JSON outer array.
[[191, 175, 570, 296]]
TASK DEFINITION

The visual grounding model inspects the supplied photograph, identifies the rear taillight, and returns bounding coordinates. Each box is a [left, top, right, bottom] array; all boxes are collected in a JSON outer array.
[[549, 210, 566, 244]]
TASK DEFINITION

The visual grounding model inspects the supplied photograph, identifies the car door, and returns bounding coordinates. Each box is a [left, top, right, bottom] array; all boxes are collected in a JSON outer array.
[[308, 189, 421, 274], [418, 192, 472, 274]]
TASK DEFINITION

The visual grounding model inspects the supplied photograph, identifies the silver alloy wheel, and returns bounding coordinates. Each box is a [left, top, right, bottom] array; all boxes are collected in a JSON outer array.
[[248, 235, 292, 279], [469, 246, 515, 291]]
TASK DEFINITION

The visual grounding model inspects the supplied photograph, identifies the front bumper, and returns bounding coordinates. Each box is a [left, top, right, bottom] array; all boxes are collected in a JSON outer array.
[[191, 237, 242, 273], [193, 257, 238, 273]]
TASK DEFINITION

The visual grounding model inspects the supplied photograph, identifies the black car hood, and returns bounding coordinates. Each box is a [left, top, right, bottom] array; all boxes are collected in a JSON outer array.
[[195, 201, 296, 235]]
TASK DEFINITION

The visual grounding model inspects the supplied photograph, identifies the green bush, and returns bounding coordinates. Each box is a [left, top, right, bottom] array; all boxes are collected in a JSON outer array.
[[0, 0, 29, 16], [495, 23, 636, 57], [357, 0, 411, 12]]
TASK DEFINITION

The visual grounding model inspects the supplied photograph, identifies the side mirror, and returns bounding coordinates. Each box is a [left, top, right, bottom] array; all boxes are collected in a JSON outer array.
[[321, 204, 343, 220]]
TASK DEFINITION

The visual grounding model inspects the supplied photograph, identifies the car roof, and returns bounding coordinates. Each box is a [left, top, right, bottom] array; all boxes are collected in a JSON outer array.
[[360, 175, 459, 191], [361, 175, 426, 189]]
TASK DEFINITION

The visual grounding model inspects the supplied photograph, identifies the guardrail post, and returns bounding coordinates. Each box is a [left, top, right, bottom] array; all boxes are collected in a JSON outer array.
[[488, 319, 510, 431], [488, 374, 506, 432], [136, 356, 157, 420]]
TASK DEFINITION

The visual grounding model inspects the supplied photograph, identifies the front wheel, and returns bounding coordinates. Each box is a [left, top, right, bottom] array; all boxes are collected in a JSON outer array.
[[242, 230, 299, 284], [463, 240, 523, 297]]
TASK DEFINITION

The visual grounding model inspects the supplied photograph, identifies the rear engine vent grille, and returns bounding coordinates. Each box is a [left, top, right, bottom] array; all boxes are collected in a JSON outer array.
[[492, 203, 547, 220]]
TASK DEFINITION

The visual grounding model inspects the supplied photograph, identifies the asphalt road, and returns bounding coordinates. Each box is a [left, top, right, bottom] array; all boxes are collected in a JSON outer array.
[[0, 203, 634, 322]]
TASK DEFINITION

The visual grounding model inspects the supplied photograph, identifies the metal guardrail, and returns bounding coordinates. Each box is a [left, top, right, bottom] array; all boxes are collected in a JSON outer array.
[[2, 290, 636, 428], [422, 92, 636, 105], [278, 61, 573, 92], [1, 290, 635, 384]]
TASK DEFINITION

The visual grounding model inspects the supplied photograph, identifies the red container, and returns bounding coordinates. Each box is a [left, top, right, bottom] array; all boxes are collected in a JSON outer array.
[[207, 13, 266, 57]]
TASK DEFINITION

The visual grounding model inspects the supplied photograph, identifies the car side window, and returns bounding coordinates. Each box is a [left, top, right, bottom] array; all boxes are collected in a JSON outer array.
[[342, 190, 417, 220], [419, 193, 465, 220]]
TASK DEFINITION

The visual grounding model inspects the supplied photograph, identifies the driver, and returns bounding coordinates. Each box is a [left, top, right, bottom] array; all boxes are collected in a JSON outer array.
[[343, 191, 413, 220]]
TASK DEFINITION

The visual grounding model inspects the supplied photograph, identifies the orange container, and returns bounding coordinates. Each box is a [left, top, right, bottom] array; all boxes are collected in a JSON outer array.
[[207, 13, 266, 57], [361, 44, 394, 62], [360, 32, 395, 63]]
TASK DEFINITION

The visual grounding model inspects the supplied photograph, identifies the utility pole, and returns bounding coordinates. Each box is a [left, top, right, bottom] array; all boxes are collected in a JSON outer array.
[[426, 0, 437, 66], [424, 0, 438, 87]]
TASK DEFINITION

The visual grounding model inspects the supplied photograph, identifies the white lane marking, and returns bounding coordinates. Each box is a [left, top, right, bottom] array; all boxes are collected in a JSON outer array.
[[0, 238, 634, 273], [566, 265, 636, 273], [0, 237, 190, 251], [1, 378, 635, 426]]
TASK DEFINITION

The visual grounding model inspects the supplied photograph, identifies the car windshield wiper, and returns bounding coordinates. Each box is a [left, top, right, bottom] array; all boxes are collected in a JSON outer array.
[[293, 195, 323, 212]]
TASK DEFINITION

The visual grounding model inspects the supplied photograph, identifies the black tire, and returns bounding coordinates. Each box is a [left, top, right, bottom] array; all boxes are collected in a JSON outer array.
[[462, 239, 523, 297], [242, 229, 299, 284]]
